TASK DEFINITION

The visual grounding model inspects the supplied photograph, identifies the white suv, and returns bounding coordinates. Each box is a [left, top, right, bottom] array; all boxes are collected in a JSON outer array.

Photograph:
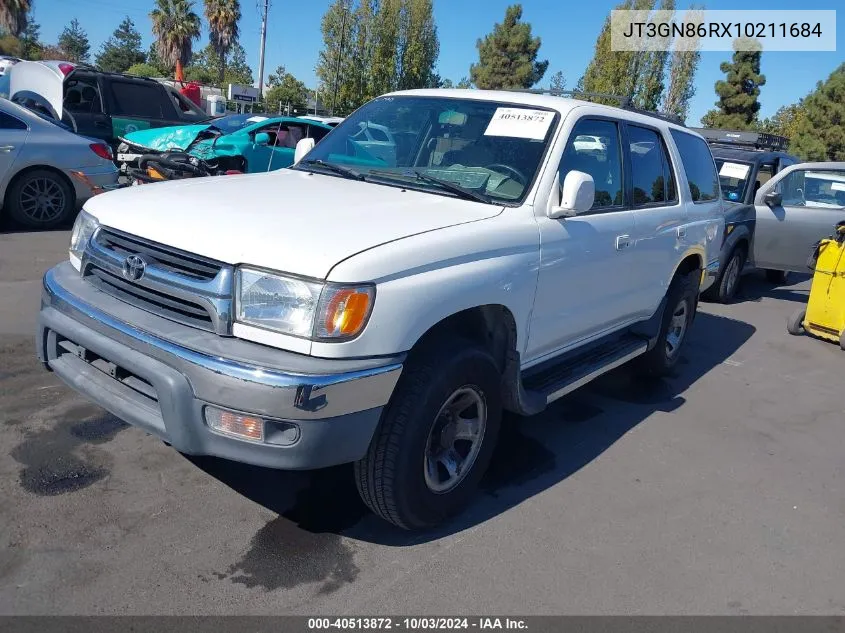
[[37, 89, 724, 530]]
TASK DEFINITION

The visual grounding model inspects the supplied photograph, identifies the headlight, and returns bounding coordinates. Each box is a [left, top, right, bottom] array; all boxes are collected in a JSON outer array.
[[235, 267, 375, 341], [69, 210, 99, 271]]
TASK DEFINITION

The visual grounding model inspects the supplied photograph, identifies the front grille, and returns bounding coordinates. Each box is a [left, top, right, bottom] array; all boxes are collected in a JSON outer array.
[[82, 228, 233, 334], [95, 229, 221, 281], [87, 264, 215, 330]]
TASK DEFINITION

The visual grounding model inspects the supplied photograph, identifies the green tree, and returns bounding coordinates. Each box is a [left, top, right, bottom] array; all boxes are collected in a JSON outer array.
[[396, 0, 438, 90], [758, 102, 806, 142], [0, 0, 30, 37], [265, 65, 308, 111], [18, 17, 41, 59], [95, 17, 145, 72], [0, 33, 21, 55], [369, 0, 400, 96], [150, 0, 201, 75], [549, 70, 565, 93], [456, 76, 472, 89], [187, 41, 252, 86], [58, 18, 89, 63], [791, 64, 845, 161], [126, 62, 162, 78], [316, 0, 356, 114], [701, 38, 766, 129], [634, 0, 674, 110], [204, 0, 240, 85], [581, 0, 653, 105], [662, 6, 702, 122], [470, 4, 547, 89]]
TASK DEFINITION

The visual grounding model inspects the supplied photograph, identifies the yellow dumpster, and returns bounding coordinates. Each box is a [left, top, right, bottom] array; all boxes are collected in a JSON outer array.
[[787, 223, 845, 349]]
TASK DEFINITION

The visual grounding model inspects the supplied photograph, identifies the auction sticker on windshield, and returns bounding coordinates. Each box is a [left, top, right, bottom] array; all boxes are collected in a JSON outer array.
[[719, 162, 750, 180], [484, 108, 553, 140]]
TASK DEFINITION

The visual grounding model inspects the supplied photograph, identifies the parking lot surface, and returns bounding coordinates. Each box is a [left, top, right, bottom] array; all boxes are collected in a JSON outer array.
[[2, 228, 845, 615]]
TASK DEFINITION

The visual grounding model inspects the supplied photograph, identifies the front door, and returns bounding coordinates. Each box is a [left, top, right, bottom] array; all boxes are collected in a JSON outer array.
[[0, 109, 28, 177], [526, 117, 638, 363], [753, 165, 845, 271], [63, 72, 111, 142]]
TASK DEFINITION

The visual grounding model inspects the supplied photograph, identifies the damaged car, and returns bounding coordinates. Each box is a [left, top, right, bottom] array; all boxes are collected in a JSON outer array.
[[116, 114, 334, 178]]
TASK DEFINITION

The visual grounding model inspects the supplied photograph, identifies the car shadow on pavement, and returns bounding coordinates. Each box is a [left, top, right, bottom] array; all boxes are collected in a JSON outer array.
[[737, 272, 811, 305], [186, 311, 755, 548]]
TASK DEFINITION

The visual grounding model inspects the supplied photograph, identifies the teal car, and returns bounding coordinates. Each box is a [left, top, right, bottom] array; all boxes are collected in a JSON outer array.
[[115, 114, 334, 174]]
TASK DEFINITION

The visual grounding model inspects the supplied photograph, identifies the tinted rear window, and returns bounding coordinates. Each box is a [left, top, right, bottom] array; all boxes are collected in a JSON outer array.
[[669, 129, 720, 202]]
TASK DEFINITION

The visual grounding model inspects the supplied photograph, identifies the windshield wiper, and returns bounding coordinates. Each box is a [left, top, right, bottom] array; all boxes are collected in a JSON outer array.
[[369, 169, 492, 203], [299, 159, 365, 181]]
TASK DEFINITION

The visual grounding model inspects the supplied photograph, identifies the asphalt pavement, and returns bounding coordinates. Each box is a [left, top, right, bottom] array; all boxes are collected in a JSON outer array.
[[2, 228, 845, 615]]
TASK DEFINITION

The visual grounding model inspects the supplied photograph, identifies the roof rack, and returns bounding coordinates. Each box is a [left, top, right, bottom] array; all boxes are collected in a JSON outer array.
[[502, 88, 685, 125], [689, 127, 789, 152]]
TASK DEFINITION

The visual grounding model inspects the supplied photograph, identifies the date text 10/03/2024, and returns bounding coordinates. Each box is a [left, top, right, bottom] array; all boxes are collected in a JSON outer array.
[[307, 618, 529, 630]]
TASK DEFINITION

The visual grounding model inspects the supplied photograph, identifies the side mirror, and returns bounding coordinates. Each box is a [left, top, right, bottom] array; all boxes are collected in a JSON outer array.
[[254, 132, 271, 146], [294, 137, 316, 164], [549, 170, 595, 219], [764, 191, 783, 207]]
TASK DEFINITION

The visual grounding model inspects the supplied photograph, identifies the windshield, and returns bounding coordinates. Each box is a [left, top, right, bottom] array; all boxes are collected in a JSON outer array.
[[209, 113, 270, 134], [297, 95, 558, 204], [714, 159, 753, 202]]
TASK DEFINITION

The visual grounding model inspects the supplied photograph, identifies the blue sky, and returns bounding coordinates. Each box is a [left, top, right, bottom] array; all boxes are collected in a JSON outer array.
[[33, 0, 843, 125]]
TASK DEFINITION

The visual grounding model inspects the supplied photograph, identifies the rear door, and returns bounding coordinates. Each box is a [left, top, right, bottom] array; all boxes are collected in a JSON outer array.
[[753, 163, 845, 271], [104, 78, 180, 141]]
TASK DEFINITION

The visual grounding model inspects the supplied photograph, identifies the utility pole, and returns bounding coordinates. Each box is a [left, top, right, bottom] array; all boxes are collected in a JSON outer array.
[[257, 0, 270, 99]]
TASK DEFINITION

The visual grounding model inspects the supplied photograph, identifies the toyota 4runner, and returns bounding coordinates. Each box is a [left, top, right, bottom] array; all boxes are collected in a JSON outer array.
[[37, 89, 724, 530]]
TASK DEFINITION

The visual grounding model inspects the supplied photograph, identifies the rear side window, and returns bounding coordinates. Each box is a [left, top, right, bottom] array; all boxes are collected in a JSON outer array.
[[109, 81, 175, 119], [628, 125, 677, 206], [0, 111, 26, 129], [669, 129, 720, 202]]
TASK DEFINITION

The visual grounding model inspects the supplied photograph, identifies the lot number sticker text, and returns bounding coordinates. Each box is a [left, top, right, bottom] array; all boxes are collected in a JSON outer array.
[[484, 108, 554, 140]]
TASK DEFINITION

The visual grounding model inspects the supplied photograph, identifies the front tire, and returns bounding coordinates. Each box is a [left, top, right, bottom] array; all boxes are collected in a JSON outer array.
[[635, 270, 699, 378], [6, 169, 75, 230], [704, 245, 746, 304], [355, 341, 502, 530]]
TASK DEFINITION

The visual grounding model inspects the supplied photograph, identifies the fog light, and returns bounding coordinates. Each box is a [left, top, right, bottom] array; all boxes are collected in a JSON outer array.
[[204, 406, 265, 442]]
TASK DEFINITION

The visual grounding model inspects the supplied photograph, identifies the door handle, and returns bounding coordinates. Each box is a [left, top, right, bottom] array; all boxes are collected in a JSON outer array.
[[0, 145, 14, 152], [94, 121, 108, 128], [616, 235, 631, 250]]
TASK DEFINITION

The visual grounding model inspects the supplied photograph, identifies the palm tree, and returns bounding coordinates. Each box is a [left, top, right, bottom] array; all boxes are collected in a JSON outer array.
[[150, 0, 201, 79], [204, 0, 240, 85], [0, 0, 31, 37]]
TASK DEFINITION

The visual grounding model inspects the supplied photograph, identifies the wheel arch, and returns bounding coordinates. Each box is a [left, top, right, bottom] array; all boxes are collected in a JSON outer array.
[[2, 164, 76, 212]]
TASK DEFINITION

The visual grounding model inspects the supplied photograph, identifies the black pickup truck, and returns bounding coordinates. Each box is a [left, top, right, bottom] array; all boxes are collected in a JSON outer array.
[[7, 60, 209, 150], [691, 128, 800, 303]]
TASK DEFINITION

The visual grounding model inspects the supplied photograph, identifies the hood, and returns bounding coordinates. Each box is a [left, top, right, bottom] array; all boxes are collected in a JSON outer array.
[[83, 169, 504, 280], [122, 124, 213, 151], [9, 60, 64, 119]]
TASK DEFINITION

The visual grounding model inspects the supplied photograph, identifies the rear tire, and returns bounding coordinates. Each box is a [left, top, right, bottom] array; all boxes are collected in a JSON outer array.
[[703, 244, 746, 304], [766, 269, 789, 285], [355, 340, 502, 530], [6, 169, 75, 230], [787, 308, 806, 336], [635, 270, 699, 378]]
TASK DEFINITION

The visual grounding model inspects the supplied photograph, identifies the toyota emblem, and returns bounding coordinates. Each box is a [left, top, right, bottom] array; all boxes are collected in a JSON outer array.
[[122, 254, 147, 281]]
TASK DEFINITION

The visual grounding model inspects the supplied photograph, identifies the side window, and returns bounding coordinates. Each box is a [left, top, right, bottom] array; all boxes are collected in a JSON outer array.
[[669, 129, 720, 202], [0, 111, 26, 130], [755, 162, 775, 197], [559, 118, 624, 210], [109, 81, 175, 119], [778, 170, 845, 208], [628, 125, 677, 206], [64, 75, 103, 114], [308, 125, 331, 142]]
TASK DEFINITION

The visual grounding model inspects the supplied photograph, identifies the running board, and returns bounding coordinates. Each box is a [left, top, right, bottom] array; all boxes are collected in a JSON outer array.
[[522, 336, 648, 405]]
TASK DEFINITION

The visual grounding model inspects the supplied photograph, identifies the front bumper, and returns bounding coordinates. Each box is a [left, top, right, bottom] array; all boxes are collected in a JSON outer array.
[[37, 262, 403, 469]]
